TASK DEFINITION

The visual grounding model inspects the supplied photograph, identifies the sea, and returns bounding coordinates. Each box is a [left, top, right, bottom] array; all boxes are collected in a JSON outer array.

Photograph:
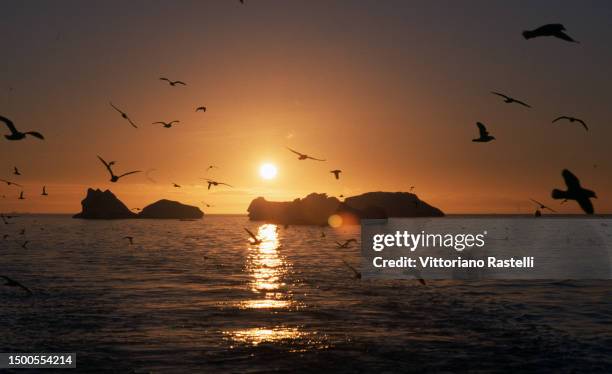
[[0, 215, 610, 373]]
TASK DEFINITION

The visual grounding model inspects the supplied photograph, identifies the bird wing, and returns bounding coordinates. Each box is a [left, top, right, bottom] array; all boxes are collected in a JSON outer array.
[[306, 156, 326, 161], [530, 198, 544, 207], [576, 119, 588, 131], [286, 147, 305, 157], [117, 170, 142, 178], [552, 116, 569, 123], [126, 116, 137, 128], [160, 77, 170, 82], [174, 81, 186, 86], [562, 169, 581, 190], [536, 23, 566, 33], [491, 91, 510, 100], [576, 196, 594, 215], [556, 31, 579, 43], [0, 115, 19, 134], [476, 122, 488, 137], [244, 228, 259, 242], [513, 99, 531, 108], [218, 182, 233, 187], [97, 155, 113, 175], [109, 102, 123, 114], [341, 260, 360, 278]]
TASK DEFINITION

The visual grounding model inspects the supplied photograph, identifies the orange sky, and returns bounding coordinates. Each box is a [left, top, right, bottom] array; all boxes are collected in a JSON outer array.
[[1, 1, 611, 214]]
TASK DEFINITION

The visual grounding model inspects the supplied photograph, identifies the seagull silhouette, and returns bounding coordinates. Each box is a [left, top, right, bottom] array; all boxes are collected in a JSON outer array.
[[153, 120, 180, 128], [172, 183, 181, 188], [41, 186, 48, 196], [287, 147, 326, 161], [13, 167, 21, 176], [206, 165, 218, 172], [204, 179, 233, 190], [553, 116, 588, 131], [110, 102, 137, 128], [196, 106, 207, 112], [21, 240, 28, 249], [244, 227, 262, 244], [491, 92, 531, 108], [159, 77, 186, 86], [202, 202, 214, 208], [97, 156, 141, 182], [341, 260, 361, 279], [18, 191, 24, 200], [1, 276, 32, 295], [123, 236, 134, 245], [336, 239, 357, 248], [0, 115, 44, 140], [472, 122, 495, 142], [330, 169, 342, 180], [523, 24, 579, 43], [529, 198, 557, 213], [551, 169, 596, 214], [0, 179, 22, 188]]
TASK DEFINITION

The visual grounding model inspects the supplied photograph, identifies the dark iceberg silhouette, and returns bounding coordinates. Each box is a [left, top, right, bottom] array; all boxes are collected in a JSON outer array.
[[247, 191, 443, 225], [73, 188, 203, 219], [139, 199, 203, 219]]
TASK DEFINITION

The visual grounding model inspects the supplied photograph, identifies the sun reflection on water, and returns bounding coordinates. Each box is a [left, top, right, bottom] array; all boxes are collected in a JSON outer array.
[[226, 327, 304, 346], [241, 224, 291, 308], [227, 224, 307, 346]]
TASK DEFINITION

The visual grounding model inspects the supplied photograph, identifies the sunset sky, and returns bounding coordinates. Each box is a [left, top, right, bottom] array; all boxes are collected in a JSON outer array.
[[1, 0, 611, 214]]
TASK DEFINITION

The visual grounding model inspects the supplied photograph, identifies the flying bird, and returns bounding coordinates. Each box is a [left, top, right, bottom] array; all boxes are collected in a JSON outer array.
[[551, 169, 597, 214], [172, 183, 181, 188], [552, 116, 588, 131], [336, 239, 357, 248], [202, 202, 214, 208], [97, 155, 142, 182], [21, 240, 28, 249], [41, 186, 48, 196], [0, 179, 22, 187], [472, 122, 495, 142], [287, 147, 326, 161], [196, 106, 207, 112], [159, 77, 186, 86], [1, 276, 32, 295], [204, 179, 233, 190], [330, 169, 342, 180], [0, 115, 45, 140], [522, 24, 579, 43], [244, 227, 262, 244], [18, 191, 24, 200], [110, 102, 138, 128], [13, 167, 20, 176], [491, 92, 531, 108], [206, 165, 218, 172], [341, 260, 361, 279], [123, 236, 134, 245], [529, 198, 557, 213], [153, 120, 180, 128]]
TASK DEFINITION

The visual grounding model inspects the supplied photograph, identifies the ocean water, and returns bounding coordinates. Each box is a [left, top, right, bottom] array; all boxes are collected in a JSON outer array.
[[0, 215, 611, 373]]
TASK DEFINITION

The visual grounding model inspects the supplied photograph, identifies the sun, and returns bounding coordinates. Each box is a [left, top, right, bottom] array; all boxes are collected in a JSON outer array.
[[259, 163, 278, 180]]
